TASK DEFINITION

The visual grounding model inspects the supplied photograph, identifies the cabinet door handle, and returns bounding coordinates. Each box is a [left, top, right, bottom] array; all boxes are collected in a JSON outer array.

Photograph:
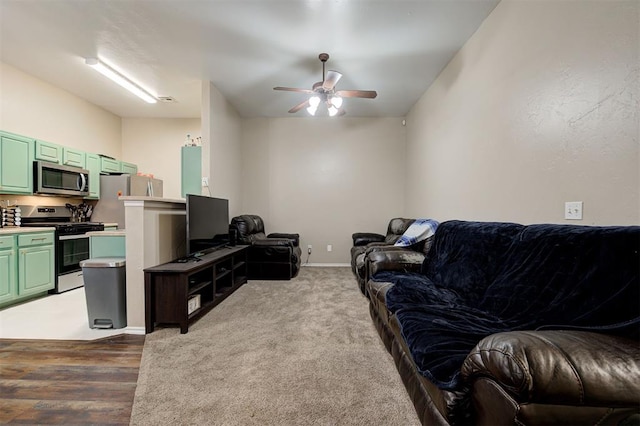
[[31, 238, 46, 242]]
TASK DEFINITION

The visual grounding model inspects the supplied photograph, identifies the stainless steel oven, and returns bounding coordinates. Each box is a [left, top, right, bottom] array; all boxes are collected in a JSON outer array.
[[20, 205, 104, 293], [56, 233, 91, 293]]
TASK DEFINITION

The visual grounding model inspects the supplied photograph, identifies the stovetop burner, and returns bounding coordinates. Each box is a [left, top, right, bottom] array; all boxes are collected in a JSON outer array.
[[17, 205, 104, 235], [21, 221, 105, 235]]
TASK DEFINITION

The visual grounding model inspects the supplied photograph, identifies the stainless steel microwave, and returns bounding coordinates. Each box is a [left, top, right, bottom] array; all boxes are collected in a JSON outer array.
[[33, 161, 90, 197]]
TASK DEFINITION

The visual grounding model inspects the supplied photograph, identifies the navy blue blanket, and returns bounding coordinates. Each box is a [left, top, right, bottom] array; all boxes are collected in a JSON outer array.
[[375, 221, 640, 391]]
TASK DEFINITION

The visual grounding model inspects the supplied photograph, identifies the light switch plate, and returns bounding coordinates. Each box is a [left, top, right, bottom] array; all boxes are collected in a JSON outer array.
[[565, 201, 583, 220]]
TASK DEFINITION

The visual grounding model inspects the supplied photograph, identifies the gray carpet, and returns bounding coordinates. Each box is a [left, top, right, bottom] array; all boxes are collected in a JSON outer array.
[[130, 267, 420, 425]]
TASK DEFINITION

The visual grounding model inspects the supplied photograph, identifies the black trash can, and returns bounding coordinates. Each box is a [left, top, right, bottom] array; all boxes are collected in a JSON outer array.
[[80, 257, 127, 329]]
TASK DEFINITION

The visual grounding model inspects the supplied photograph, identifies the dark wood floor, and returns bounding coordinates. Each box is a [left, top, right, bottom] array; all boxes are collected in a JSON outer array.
[[0, 334, 145, 425]]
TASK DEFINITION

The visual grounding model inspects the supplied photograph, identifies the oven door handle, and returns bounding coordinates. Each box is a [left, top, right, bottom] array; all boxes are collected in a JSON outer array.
[[58, 234, 90, 241]]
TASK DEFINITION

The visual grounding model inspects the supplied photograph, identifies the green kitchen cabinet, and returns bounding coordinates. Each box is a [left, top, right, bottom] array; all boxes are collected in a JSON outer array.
[[62, 147, 86, 168], [0, 230, 55, 309], [121, 162, 138, 175], [0, 131, 34, 195], [181, 145, 202, 197], [0, 235, 17, 305], [90, 235, 125, 258], [85, 153, 101, 199], [100, 157, 121, 174], [17, 232, 55, 297], [35, 139, 62, 164]]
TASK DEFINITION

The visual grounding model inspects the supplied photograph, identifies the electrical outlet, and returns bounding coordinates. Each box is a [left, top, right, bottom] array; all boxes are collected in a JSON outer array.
[[565, 201, 583, 220], [307, 245, 312, 255], [201, 177, 209, 186], [327, 244, 332, 252]]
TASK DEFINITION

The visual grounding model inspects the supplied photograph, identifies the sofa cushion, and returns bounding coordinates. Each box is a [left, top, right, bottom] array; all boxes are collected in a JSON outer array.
[[420, 221, 524, 305], [480, 224, 640, 332], [392, 303, 513, 390]]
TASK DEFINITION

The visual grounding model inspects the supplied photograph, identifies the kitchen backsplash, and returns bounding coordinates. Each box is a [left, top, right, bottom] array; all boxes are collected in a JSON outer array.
[[0, 195, 95, 208]]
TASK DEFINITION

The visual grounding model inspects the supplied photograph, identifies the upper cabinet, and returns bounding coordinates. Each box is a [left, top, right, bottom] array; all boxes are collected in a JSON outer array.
[[34, 140, 62, 164], [0, 131, 34, 195], [181, 146, 201, 198], [62, 147, 86, 169], [100, 157, 121, 174], [0, 130, 138, 198], [121, 162, 138, 175], [85, 153, 101, 199], [100, 158, 138, 175]]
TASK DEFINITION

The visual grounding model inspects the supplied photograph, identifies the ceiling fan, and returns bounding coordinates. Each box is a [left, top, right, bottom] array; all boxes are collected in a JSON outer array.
[[274, 53, 377, 116]]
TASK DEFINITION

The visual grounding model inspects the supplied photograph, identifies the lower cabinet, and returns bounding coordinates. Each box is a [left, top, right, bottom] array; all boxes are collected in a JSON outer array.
[[0, 236, 17, 304], [90, 235, 125, 258], [0, 231, 55, 308]]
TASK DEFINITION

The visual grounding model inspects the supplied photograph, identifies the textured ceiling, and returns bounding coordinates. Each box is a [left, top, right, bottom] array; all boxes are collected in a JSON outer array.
[[0, 0, 499, 119]]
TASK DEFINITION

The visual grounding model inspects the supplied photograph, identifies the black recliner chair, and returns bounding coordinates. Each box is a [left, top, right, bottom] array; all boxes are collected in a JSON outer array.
[[230, 215, 302, 280]]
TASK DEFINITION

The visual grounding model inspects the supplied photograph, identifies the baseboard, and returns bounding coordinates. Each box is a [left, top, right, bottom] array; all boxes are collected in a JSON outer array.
[[123, 326, 146, 335], [303, 263, 350, 267]]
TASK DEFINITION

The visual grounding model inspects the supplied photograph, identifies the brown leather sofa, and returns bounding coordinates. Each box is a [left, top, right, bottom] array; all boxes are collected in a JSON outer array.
[[230, 215, 301, 280], [350, 218, 417, 294], [365, 220, 640, 425]]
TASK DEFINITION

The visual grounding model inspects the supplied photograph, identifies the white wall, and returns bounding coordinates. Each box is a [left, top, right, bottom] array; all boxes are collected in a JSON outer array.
[[405, 0, 639, 225], [0, 62, 121, 157], [121, 118, 201, 199], [202, 82, 243, 217], [241, 117, 407, 264]]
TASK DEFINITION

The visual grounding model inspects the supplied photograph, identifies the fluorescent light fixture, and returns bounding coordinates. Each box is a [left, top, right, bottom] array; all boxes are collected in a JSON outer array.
[[85, 57, 157, 104]]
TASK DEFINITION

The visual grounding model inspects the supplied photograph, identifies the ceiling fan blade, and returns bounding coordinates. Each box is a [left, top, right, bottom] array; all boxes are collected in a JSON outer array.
[[288, 99, 309, 113], [322, 70, 342, 91], [335, 90, 377, 99], [274, 86, 315, 94]]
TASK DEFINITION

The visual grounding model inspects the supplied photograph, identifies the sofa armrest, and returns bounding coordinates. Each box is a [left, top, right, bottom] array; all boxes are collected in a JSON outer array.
[[461, 330, 640, 406], [352, 232, 385, 246], [366, 248, 426, 278], [366, 279, 394, 315], [253, 238, 294, 248], [267, 233, 299, 246]]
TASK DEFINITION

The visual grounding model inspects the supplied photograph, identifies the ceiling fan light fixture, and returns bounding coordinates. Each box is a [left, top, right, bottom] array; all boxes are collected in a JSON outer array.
[[274, 53, 377, 116], [308, 95, 321, 108], [85, 57, 157, 104]]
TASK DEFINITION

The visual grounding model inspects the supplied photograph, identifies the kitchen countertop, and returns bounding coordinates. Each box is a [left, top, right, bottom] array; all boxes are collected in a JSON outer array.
[[0, 227, 55, 235], [86, 229, 126, 237], [119, 195, 186, 204]]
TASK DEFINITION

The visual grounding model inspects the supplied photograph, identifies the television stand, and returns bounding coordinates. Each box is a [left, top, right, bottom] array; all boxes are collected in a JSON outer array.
[[144, 245, 248, 333]]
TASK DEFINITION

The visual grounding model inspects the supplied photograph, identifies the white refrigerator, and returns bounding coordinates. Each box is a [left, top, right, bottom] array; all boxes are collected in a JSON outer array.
[[91, 174, 163, 229]]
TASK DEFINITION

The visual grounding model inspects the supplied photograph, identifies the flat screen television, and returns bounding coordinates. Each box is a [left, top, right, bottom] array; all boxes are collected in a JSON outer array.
[[186, 195, 230, 255]]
